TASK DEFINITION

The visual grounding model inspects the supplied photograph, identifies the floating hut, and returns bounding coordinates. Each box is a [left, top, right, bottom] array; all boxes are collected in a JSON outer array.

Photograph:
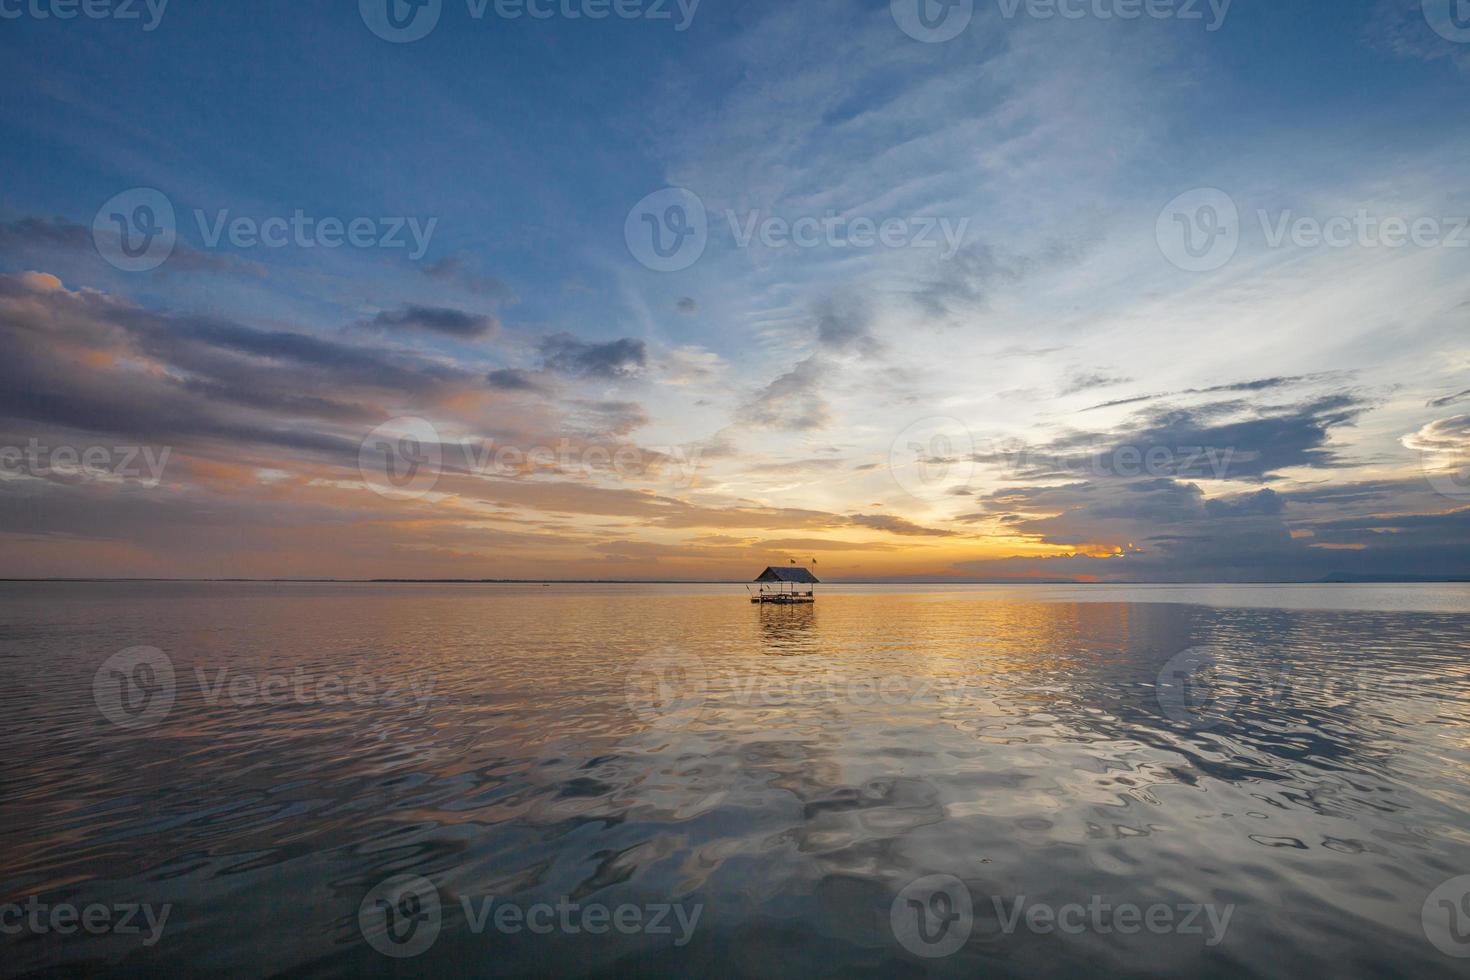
[[750, 566, 819, 604]]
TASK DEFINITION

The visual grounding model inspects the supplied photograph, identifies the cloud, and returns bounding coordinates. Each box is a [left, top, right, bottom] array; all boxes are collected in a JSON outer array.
[[0, 215, 265, 277], [538, 333, 647, 379], [738, 355, 831, 431], [815, 300, 880, 358], [845, 514, 957, 537], [1060, 371, 1130, 396], [914, 241, 1084, 319], [1402, 415, 1470, 458], [0, 271, 494, 465], [1427, 389, 1470, 409], [659, 345, 724, 386], [421, 255, 515, 300], [362, 305, 498, 339], [945, 390, 1428, 581], [563, 399, 650, 437], [485, 368, 543, 392], [1084, 374, 1349, 412], [1367, 0, 1470, 71], [1012, 395, 1371, 483]]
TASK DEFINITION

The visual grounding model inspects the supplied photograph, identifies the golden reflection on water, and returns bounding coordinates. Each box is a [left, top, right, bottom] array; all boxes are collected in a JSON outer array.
[[2, 582, 1470, 977]]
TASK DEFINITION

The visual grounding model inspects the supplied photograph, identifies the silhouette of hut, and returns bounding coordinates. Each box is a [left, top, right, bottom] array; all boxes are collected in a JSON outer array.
[[751, 566, 819, 603]]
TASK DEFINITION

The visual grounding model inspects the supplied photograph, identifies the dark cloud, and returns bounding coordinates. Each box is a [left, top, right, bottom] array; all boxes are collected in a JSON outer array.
[[815, 301, 880, 358], [846, 514, 957, 537], [914, 240, 1084, 319], [940, 388, 1456, 581], [538, 333, 647, 379], [1204, 488, 1285, 518], [0, 272, 481, 465], [363, 305, 498, 339], [1061, 371, 1130, 396], [913, 243, 1024, 317], [1427, 389, 1470, 409], [0, 216, 266, 277], [421, 255, 515, 300], [1008, 395, 1370, 483], [486, 368, 542, 392], [1084, 373, 1349, 412]]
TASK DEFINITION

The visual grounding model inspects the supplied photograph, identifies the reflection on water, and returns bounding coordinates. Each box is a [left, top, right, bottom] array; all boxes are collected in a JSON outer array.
[[1, 582, 1469, 977]]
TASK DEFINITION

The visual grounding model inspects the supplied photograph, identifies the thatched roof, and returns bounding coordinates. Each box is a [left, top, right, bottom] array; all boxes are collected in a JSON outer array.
[[754, 566, 819, 584]]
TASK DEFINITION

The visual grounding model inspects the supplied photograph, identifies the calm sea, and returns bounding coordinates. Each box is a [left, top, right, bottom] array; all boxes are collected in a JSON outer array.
[[3, 582, 1470, 977]]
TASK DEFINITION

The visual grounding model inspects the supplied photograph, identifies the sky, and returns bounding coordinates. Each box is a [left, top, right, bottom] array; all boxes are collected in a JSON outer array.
[[1, 0, 1468, 582]]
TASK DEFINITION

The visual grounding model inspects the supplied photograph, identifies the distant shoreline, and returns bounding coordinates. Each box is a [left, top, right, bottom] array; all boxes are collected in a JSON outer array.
[[3, 577, 1469, 585]]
